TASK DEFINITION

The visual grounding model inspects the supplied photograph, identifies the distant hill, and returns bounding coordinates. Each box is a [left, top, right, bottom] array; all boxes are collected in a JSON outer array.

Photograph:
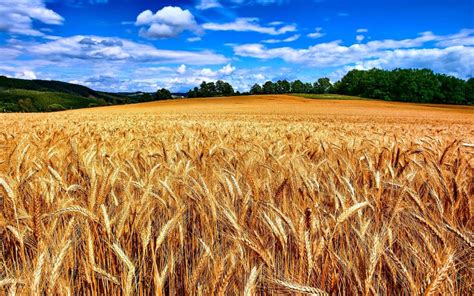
[[0, 76, 138, 112]]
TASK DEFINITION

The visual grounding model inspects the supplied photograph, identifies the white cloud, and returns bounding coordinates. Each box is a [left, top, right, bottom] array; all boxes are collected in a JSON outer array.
[[356, 28, 368, 33], [268, 21, 284, 26], [0, 47, 22, 60], [262, 34, 300, 44], [120, 63, 244, 92], [177, 64, 187, 74], [219, 63, 236, 75], [0, 0, 63, 36], [196, 0, 222, 10], [356, 35, 365, 42], [26, 35, 229, 65], [15, 70, 37, 80], [233, 29, 474, 78], [434, 29, 474, 47], [1, 60, 247, 93], [203, 18, 296, 35], [307, 27, 325, 39], [159, 64, 268, 92], [196, 64, 236, 77], [187, 37, 202, 42], [135, 6, 201, 39]]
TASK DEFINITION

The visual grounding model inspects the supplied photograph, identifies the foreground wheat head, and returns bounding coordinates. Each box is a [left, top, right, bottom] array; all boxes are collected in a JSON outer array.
[[0, 111, 473, 295]]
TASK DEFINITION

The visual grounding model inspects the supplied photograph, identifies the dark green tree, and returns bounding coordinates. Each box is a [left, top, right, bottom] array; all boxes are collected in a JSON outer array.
[[216, 80, 235, 96], [465, 78, 474, 103], [250, 83, 263, 95], [313, 77, 333, 94], [17, 98, 36, 112], [140, 93, 153, 102], [434, 74, 466, 104], [291, 80, 306, 93], [156, 88, 172, 100], [275, 80, 291, 94], [263, 81, 276, 94]]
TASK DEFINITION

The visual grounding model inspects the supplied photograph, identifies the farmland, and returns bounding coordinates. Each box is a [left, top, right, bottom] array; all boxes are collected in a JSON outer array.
[[0, 95, 473, 295]]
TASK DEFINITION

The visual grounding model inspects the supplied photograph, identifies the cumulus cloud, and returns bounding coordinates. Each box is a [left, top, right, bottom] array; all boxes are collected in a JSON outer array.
[[233, 29, 474, 78], [76, 63, 247, 92], [26, 35, 228, 65], [219, 64, 236, 75], [15, 70, 37, 80], [136, 6, 201, 39], [203, 18, 296, 35], [177, 64, 187, 74], [158, 65, 282, 92], [0, 0, 63, 36]]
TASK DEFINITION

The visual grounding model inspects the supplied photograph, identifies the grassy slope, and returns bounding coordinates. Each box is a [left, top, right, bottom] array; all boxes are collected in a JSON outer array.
[[0, 76, 128, 112], [0, 89, 103, 111], [0, 76, 124, 102]]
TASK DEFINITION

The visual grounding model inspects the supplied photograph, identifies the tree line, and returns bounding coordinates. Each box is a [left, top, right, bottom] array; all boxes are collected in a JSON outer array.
[[249, 77, 333, 95], [188, 81, 235, 98], [136, 88, 173, 102], [335, 68, 473, 104], [187, 68, 474, 105]]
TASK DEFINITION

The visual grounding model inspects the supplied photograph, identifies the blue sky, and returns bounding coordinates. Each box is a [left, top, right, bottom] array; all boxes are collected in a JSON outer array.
[[0, 0, 473, 92]]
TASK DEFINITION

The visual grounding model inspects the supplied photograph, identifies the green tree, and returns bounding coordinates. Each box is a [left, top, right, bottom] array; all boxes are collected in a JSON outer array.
[[335, 68, 468, 104], [313, 77, 333, 94], [47, 104, 66, 112], [1, 103, 21, 112], [140, 93, 153, 102], [156, 88, 172, 100], [250, 83, 263, 95], [17, 98, 36, 112], [216, 80, 235, 96], [275, 80, 291, 94], [434, 74, 466, 104], [291, 80, 305, 93], [188, 87, 199, 98], [262, 81, 275, 94], [465, 78, 474, 103]]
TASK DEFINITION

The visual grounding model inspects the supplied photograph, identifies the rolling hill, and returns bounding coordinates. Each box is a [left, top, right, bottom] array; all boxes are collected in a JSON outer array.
[[0, 76, 129, 112]]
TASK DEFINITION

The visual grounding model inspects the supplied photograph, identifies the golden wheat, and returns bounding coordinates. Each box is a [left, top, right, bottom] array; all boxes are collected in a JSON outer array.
[[0, 95, 473, 294]]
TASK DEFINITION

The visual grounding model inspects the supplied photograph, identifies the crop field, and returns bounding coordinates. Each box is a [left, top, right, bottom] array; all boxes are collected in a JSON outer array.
[[0, 95, 473, 295]]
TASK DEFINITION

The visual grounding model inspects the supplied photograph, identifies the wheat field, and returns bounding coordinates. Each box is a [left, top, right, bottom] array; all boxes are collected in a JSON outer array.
[[0, 95, 473, 295]]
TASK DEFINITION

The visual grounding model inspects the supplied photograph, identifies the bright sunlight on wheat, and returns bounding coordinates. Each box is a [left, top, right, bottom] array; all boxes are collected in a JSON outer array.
[[0, 95, 473, 295]]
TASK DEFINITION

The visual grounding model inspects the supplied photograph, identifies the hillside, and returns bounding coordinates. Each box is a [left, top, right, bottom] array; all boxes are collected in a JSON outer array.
[[0, 76, 128, 112]]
